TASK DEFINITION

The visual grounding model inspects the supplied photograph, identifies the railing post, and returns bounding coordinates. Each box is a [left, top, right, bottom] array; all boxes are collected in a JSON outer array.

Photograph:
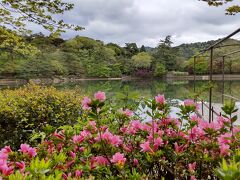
[[202, 100, 204, 116], [209, 47, 213, 123], [222, 56, 225, 104], [194, 56, 196, 93], [211, 106, 214, 121]]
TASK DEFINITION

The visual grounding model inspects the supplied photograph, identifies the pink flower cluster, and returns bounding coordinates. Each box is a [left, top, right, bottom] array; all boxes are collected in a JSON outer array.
[[155, 94, 165, 104], [0, 92, 239, 179], [0, 144, 36, 176], [184, 99, 199, 109], [19, 144, 37, 158]]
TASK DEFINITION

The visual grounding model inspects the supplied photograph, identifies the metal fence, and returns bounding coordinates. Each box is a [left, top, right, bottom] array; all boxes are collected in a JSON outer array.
[[192, 27, 240, 122]]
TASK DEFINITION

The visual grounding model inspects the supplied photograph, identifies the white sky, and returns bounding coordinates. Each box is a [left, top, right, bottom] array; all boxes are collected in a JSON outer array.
[[31, 0, 240, 47]]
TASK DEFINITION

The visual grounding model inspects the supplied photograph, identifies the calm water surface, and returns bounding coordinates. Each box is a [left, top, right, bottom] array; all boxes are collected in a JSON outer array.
[[1, 79, 240, 102], [52, 79, 240, 103], [1, 79, 240, 148]]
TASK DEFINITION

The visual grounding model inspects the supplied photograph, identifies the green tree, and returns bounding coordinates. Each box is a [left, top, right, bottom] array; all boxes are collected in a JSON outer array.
[[0, 27, 39, 59], [185, 56, 208, 74], [154, 35, 177, 71], [140, 45, 146, 52], [0, 0, 83, 57], [125, 43, 139, 57], [132, 52, 153, 69], [200, 0, 240, 15], [154, 63, 166, 77], [106, 43, 125, 56], [0, 0, 83, 33]]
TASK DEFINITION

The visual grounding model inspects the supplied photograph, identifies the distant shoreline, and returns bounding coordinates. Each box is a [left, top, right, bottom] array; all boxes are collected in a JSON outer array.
[[1, 74, 240, 87]]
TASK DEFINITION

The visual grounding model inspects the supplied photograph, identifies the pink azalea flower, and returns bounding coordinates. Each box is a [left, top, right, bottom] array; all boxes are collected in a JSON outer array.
[[20, 144, 30, 154], [190, 115, 202, 123], [75, 170, 83, 179], [19, 144, 37, 158], [53, 131, 65, 140], [155, 94, 165, 104], [131, 120, 142, 130], [111, 152, 126, 166], [27, 147, 37, 158], [0, 164, 14, 176], [190, 176, 197, 180], [140, 141, 154, 153], [153, 137, 164, 150], [133, 158, 139, 166], [220, 144, 230, 156], [94, 156, 109, 166], [109, 135, 122, 147], [188, 162, 196, 173], [81, 97, 92, 110], [123, 109, 134, 117], [0, 153, 8, 161], [188, 126, 205, 141], [72, 135, 84, 144], [57, 143, 63, 152], [69, 151, 76, 159], [217, 116, 230, 127], [80, 130, 91, 138], [174, 142, 187, 154], [184, 99, 195, 106], [101, 130, 122, 146], [184, 99, 198, 109], [94, 91, 106, 102], [217, 133, 232, 145], [15, 161, 25, 173], [0, 146, 12, 155], [88, 121, 97, 130]]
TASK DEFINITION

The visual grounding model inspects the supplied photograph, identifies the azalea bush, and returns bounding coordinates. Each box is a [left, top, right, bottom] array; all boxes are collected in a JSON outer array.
[[0, 91, 239, 179]]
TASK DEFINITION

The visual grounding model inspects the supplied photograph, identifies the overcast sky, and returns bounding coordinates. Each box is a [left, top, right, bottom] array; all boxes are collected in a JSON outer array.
[[36, 0, 240, 47]]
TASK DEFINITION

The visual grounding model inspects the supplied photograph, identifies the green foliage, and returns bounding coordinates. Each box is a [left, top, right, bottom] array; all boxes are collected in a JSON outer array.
[[186, 56, 208, 74], [125, 43, 139, 57], [0, 0, 83, 33], [154, 36, 177, 71], [200, 0, 240, 15], [132, 52, 153, 69], [154, 63, 166, 77], [0, 27, 39, 57], [215, 150, 240, 180], [0, 84, 82, 148]]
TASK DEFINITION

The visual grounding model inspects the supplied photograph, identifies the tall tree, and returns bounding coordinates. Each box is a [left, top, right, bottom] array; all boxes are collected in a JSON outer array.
[[199, 0, 240, 15], [140, 45, 146, 52], [154, 35, 177, 71], [125, 43, 139, 57]]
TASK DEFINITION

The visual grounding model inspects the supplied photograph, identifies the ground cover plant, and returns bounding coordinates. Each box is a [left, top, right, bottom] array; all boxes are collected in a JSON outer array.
[[0, 91, 239, 179]]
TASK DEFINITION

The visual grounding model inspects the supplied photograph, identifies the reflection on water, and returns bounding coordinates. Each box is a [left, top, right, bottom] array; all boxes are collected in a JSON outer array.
[[1, 79, 240, 103], [53, 79, 240, 103]]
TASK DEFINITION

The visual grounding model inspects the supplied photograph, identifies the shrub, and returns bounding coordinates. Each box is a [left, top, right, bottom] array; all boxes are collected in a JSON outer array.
[[0, 92, 239, 179], [154, 63, 166, 77], [0, 84, 82, 148], [215, 150, 240, 180]]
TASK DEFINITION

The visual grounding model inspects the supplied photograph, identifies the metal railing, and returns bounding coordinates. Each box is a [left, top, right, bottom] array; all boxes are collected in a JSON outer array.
[[192, 27, 240, 122]]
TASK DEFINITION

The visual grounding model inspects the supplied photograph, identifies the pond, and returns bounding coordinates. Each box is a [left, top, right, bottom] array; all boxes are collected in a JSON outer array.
[[1, 79, 240, 149], [1, 79, 240, 103], [51, 79, 239, 103]]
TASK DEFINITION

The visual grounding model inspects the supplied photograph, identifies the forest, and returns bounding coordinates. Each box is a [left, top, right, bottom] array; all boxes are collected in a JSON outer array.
[[1, 31, 239, 78]]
